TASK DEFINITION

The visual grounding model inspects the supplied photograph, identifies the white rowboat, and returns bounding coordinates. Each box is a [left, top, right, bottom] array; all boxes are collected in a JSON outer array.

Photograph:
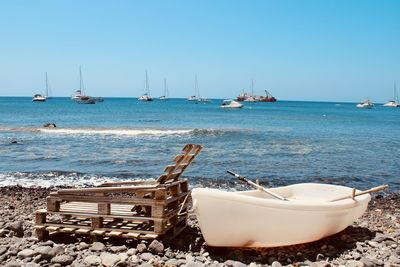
[[192, 183, 370, 247]]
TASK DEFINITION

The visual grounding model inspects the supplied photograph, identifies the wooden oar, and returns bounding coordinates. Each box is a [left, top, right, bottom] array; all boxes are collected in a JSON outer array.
[[330, 184, 389, 202], [227, 170, 288, 201]]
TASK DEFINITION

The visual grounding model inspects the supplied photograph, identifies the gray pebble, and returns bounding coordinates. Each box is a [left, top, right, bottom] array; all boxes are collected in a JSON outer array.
[[110, 245, 127, 253], [148, 240, 164, 254], [140, 252, 154, 261], [91, 242, 106, 252], [83, 255, 101, 266], [4, 261, 21, 267], [17, 248, 36, 259], [136, 243, 147, 253], [271, 261, 283, 267], [51, 255, 75, 266], [100, 252, 121, 267]]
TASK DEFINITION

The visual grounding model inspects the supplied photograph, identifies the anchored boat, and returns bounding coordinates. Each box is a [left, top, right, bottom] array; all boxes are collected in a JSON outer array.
[[138, 71, 153, 101], [192, 183, 374, 247], [383, 81, 400, 107], [356, 99, 374, 109], [220, 100, 243, 108]]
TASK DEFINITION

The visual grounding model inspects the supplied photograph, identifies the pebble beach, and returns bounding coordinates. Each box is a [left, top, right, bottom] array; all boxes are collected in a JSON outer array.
[[0, 186, 399, 267]]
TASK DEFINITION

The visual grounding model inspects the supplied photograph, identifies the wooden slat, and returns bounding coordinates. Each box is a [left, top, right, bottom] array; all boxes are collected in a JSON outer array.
[[123, 232, 140, 238], [41, 222, 157, 235], [142, 234, 158, 239], [59, 227, 76, 233], [92, 230, 105, 235], [56, 184, 159, 194], [107, 231, 123, 237], [75, 229, 91, 234], [50, 191, 188, 205], [45, 226, 60, 231]]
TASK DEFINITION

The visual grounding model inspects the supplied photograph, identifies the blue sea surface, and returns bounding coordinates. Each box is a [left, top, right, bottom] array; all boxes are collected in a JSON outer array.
[[0, 97, 399, 190]]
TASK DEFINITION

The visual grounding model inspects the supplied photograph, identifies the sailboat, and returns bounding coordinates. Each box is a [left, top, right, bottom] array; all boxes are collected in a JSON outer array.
[[244, 80, 257, 102], [71, 66, 96, 104], [356, 99, 374, 109], [187, 75, 198, 101], [159, 79, 169, 100], [194, 75, 210, 103], [32, 72, 50, 102], [383, 81, 400, 107], [138, 71, 153, 101]]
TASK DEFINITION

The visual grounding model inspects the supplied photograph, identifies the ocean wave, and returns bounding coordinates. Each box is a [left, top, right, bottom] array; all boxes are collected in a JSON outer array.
[[0, 126, 246, 137], [0, 172, 109, 187], [39, 128, 193, 136]]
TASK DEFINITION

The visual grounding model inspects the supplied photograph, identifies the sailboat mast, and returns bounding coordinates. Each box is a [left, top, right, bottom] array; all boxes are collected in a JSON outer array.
[[79, 65, 85, 95], [45, 72, 48, 97], [164, 78, 167, 97], [395, 81, 398, 102], [195, 75, 200, 98], [251, 80, 254, 96], [145, 71, 150, 95]]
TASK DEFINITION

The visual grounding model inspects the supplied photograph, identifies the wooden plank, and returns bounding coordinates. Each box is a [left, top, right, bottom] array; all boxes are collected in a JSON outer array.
[[47, 197, 60, 212], [35, 225, 46, 230], [41, 222, 157, 235], [56, 191, 188, 205], [92, 230, 105, 235], [75, 229, 91, 234], [49, 194, 168, 205], [107, 231, 123, 237], [45, 226, 60, 231], [59, 227, 76, 233], [35, 212, 47, 225], [56, 184, 160, 195], [123, 232, 140, 238], [99, 180, 157, 187], [142, 233, 159, 239]]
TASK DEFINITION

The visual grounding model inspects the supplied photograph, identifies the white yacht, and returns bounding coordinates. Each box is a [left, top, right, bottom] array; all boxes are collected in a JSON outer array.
[[33, 72, 51, 102], [187, 95, 198, 101], [138, 71, 153, 101], [383, 81, 400, 107], [356, 99, 374, 109], [32, 94, 46, 102], [191, 75, 210, 103], [220, 100, 243, 108]]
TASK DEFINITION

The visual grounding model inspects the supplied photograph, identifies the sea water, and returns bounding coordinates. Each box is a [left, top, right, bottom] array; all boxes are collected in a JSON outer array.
[[0, 97, 399, 190]]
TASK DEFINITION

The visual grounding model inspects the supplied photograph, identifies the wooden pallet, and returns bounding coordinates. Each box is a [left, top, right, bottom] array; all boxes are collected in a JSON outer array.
[[35, 144, 202, 241]]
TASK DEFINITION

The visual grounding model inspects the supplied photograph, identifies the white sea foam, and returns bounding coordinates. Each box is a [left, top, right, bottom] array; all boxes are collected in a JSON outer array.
[[0, 172, 155, 188], [0, 172, 108, 187], [39, 128, 193, 136]]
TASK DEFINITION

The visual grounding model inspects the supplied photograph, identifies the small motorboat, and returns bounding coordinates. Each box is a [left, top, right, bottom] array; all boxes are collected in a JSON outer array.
[[192, 183, 372, 247], [220, 100, 243, 109], [32, 94, 47, 102], [356, 99, 374, 109]]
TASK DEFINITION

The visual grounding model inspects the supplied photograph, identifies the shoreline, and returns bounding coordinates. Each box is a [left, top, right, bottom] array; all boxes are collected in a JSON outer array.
[[0, 186, 399, 267]]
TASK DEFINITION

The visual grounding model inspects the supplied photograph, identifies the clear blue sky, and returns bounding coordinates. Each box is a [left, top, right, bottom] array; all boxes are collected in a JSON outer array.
[[0, 0, 399, 102]]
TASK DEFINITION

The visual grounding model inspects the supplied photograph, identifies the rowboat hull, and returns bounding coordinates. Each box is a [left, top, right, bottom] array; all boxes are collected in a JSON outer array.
[[192, 183, 370, 247]]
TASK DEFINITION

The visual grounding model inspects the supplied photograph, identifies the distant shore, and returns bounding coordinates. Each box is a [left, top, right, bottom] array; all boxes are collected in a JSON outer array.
[[0, 185, 399, 266]]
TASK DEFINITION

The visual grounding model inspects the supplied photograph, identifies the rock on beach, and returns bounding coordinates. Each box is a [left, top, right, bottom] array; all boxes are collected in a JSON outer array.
[[0, 186, 399, 266]]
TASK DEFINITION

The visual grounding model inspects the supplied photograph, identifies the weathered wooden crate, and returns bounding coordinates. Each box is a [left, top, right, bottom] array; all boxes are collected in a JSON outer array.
[[35, 144, 203, 242]]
